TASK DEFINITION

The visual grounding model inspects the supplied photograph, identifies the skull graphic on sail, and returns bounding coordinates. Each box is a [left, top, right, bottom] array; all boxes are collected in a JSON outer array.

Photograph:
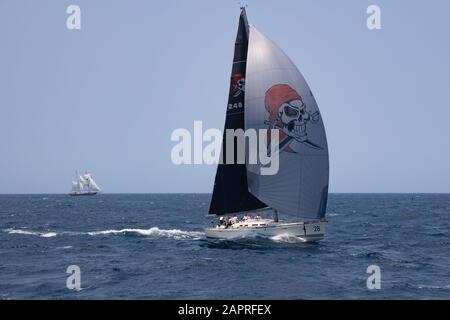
[[231, 73, 245, 97], [264, 84, 322, 153]]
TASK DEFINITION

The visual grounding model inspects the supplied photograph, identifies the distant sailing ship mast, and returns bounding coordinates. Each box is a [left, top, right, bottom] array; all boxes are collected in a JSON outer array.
[[70, 171, 101, 196]]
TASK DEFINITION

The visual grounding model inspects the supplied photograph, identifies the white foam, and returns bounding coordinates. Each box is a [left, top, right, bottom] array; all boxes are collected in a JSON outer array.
[[4, 228, 59, 238], [270, 233, 307, 243], [40, 232, 58, 238], [4, 227, 204, 240], [56, 246, 73, 249], [86, 227, 204, 240], [418, 284, 450, 290], [5, 229, 35, 236]]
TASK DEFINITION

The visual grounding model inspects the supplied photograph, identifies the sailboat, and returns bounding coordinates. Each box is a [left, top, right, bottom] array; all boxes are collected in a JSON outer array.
[[205, 8, 329, 241], [69, 171, 101, 196]]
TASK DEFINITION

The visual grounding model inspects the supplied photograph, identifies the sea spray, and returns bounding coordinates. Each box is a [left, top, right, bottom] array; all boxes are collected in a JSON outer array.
[[4, 227, 204, 240]]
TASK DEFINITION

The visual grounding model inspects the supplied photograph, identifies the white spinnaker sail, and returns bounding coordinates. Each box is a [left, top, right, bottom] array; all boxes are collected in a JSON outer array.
[[245, 26, 329, 219]]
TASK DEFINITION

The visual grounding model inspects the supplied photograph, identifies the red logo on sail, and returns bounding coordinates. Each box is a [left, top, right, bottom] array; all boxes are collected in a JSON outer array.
[[231, 74, 245, 97], [264, 84, 322, 153]]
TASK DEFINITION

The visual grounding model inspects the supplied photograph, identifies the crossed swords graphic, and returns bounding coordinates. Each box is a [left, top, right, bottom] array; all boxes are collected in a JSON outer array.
[[263, 120, 322, 157]]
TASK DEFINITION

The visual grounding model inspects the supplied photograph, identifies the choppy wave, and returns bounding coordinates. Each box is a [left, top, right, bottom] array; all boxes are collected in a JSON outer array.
[[4, 228, 58, 238]]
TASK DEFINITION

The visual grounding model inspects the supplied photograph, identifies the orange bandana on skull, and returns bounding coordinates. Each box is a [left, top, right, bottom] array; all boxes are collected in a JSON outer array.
[[264, 84, 303, 154], [265, 84, 302, 122]]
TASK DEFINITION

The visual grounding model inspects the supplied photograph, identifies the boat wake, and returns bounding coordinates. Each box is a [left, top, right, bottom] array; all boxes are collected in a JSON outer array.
[[4, 228, 58, 238], [3, 227, 204, 240], [269, 233, 307, 243], [86, 227, 204, 240], [5, 228, 312, 243]]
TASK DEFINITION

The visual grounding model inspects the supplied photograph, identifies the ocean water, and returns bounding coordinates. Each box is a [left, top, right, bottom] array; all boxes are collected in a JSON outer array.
[[0, 193, 449, 300]]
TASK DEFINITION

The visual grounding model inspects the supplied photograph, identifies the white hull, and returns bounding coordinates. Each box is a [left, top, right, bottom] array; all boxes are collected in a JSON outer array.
[[205, 219, 326, 242]]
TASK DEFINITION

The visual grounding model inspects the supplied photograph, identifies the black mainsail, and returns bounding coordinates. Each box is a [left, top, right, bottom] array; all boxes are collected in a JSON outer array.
[[208, 8, 268, 216]]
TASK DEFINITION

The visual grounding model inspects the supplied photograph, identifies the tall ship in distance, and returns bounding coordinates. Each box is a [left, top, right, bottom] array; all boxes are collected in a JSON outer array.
[[69, 171, 101, 196]]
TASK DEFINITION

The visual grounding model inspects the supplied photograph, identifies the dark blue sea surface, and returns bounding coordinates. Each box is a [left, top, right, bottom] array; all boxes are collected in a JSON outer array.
[[0, 194, 449, 299]]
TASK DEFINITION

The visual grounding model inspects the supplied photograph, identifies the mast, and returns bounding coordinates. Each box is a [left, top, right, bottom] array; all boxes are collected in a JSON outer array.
[[208, 8, 268, 216], [87, 171, 91, 192], [240, 6, 249, 36]]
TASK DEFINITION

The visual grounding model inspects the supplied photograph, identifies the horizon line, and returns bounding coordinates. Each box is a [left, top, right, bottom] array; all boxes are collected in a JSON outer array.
[[0, 192, 449, 195]]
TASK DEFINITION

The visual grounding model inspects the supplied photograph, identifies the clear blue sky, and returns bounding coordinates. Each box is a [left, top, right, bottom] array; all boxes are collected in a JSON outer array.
[[1, 0, 449, 193]]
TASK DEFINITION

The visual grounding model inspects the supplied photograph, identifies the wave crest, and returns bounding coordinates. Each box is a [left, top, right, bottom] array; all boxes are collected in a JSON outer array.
[[87, 227, 204, 240], [417, 284, 450, 290], [4, 228, 58, 238]]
